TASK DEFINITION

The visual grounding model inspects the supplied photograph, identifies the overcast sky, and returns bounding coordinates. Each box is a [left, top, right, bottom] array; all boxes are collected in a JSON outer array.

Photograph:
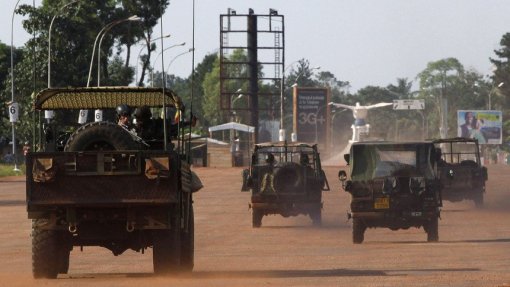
[[2, 0, 510, 92]]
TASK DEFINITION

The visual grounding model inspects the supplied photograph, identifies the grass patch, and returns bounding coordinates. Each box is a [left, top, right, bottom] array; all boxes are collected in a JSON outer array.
[[0, 164, 25, 177]]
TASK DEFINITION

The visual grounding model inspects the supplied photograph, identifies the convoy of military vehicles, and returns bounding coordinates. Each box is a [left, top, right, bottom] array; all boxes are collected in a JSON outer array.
[[24, 87, 486, 279]]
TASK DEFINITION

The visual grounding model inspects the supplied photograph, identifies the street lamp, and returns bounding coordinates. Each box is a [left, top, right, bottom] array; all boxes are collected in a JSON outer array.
[[488, 82, 504, 110], [165, 48, 194, 76], [231, 89, 244, 122], [10, 0, 22, 172], [48, 0, 80, 88], [150, 42, 186, 86], [135, 34, 171, 85], [97, 15, 141, 87], [86, 15, 141, 87]]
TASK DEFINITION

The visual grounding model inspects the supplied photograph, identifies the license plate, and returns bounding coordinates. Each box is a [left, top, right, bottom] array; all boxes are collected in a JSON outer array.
[[374, 197, 390, 209]]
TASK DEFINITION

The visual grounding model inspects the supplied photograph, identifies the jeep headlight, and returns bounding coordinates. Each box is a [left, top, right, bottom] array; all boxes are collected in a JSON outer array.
[[409, 177, 426, 195], [382, 177, 397, 195]]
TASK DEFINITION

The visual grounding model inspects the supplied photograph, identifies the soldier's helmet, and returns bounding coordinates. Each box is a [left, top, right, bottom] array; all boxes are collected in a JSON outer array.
[[115, 104, 131, 117]]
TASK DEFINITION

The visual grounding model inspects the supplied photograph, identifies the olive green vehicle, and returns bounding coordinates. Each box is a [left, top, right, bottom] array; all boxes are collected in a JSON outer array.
[[433, 138, 487, 208], [241, 142, 329, 227], [338, 141, 442, 244], [26, 87, 197, 278]]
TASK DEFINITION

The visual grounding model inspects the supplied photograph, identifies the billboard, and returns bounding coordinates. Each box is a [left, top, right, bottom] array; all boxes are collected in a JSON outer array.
[[457, 110, 502, 144], [293, 87, 330, 147]]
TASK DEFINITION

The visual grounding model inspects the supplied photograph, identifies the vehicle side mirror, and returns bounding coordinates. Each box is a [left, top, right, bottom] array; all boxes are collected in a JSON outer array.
[[338, 170, 347, 182], [241, 169, 251, 191], [338, 170, 352, 192], [343, 154, 350, 165], [447, 169, 454, 179]]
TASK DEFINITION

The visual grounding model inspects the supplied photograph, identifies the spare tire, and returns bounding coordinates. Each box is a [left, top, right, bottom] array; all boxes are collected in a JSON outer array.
[[273, 162, 302, 193], [64, 121, 139, 151]]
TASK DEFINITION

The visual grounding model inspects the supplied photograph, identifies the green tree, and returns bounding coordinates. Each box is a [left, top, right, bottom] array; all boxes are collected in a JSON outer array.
[[490, 32, 510, 145]]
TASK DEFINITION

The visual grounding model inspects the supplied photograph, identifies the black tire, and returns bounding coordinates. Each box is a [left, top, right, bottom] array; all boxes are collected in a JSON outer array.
[[58, 249, 70, 274], [474, 192, 484, 208], [273, 162, 302, 193], [352, 218, 366, 244], [252, 209, 263, 228], [426, 217, 439, 242], [153, 217, 181, 275], [64, 121, 138, 151], [180, 206, 194, 272], [32, 220, 59, 279], [310, 207, 322, 226]]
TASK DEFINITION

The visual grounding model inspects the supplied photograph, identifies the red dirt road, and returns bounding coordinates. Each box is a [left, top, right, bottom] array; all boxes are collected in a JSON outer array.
[[0, 165, 509, 286]]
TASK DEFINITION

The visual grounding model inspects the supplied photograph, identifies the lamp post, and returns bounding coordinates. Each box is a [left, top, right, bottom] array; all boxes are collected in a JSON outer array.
[[10, 0, 22, 172], [166, 48, 195, 72], [231, 90, 244, 123], [150, 42, 186, 86], [135, 34, 171, 85], [488, 82, 504, 110], [97, 15, 141, 87], [48, 0, 80, 88], [86, 15, 140, 87]]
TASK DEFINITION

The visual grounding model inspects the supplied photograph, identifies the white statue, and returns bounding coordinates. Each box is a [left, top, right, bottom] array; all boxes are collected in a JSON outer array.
[[329, 102, 392, 142]]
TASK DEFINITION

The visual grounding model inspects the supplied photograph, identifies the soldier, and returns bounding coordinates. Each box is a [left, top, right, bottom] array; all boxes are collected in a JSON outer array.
[[116, 104, 132, 130]]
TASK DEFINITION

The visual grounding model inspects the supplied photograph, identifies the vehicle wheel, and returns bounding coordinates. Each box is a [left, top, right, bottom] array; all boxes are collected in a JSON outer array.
[[426, 217, 439, 242], [180, 206, 194, 272], [57, 231, 72, 274], [252, 209, 263, 228], [153, 217, 181, 275], [32, 220, 59, 279], [310, 207, 322, 226], [65, 121, 139, 151], [352, 218, 366, 244], [474, 192, 484, 208], [58, 248, 70, 274]]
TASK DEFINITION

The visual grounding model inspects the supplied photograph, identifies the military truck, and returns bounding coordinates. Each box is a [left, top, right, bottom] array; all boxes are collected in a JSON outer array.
[[26, 87, 197, 278], [241, 142, 329, 227], [434, 137, 487, 207], [338, 141, 442, 243]]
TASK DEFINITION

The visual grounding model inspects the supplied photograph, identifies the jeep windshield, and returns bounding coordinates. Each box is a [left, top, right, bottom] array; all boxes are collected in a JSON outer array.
[[437, 142, 479, 164], [350, 143, 435, 181]]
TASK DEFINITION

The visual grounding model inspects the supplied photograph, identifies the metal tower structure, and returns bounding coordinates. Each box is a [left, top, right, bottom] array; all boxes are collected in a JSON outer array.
[[220, 8, 285, 143]]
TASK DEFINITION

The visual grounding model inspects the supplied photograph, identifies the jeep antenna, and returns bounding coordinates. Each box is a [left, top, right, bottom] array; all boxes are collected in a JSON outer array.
[[159, 2, 168, 151], [185, 0, 196, 161]]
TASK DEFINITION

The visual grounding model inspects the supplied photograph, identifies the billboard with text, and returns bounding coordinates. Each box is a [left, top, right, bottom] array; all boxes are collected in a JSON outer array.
[[457, 110, 502, 144], [293, 87, 330, 147]]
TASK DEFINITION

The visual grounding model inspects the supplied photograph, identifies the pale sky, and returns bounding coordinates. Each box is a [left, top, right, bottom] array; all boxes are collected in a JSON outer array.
[[2, 0, 510, 92]]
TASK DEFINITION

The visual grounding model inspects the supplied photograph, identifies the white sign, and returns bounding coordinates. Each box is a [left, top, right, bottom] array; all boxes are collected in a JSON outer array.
[[393, 99, 425, 110], [78, 109, 88, 124], [44, 110, 54, 119], [8, 102, 19, 123], [94, 109, 103, 122]]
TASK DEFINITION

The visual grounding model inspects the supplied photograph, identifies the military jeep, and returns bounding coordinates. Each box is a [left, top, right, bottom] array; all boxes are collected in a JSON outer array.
[[26, 87, 197, 278], [338, 141, 442, 243], [433, 137, 487, 207], [241, 142, 329, 227]]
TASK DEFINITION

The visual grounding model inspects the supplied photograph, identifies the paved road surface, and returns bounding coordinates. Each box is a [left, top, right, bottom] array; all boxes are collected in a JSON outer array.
[[0, 166, 509, 286]]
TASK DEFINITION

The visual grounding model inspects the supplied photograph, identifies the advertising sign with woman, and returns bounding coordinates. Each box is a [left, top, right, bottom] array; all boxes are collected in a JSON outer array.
[[457, 110, 502, 144]]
